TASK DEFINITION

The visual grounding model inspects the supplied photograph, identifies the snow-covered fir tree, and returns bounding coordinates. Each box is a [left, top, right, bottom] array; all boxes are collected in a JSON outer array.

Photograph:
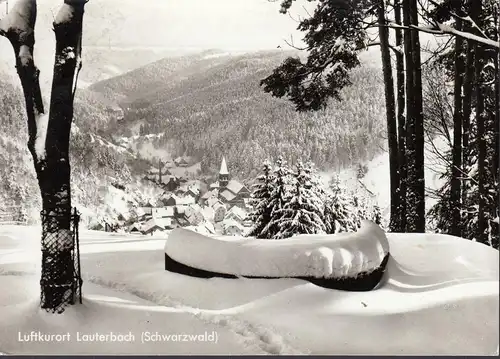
[[247, 157, 383, 239], [270, 162, 326, 239], [324, 187, 360, 234], [247, 160, 276, 238], [323, 177, 380, 233], [259, 156, 292, 239]]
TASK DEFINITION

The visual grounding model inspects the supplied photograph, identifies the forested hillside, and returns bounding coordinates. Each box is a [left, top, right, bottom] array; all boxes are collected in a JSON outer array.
[[0, 48, 387, 223], [0, 74, 159, 226], [91, 50, 386, 180]]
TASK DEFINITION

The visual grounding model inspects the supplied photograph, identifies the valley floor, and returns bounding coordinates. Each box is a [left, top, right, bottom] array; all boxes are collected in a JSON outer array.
[[0, 225, 498, 355]]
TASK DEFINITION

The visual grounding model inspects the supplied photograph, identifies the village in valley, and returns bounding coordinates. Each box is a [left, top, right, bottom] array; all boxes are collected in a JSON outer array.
[[94, 156, 253, 237]]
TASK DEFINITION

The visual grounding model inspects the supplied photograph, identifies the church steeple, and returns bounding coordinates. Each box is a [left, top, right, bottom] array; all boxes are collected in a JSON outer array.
[[219, 157, 229, 188]]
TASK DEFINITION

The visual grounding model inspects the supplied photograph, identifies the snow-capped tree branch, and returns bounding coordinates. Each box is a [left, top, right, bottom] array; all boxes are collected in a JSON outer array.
[[0, 0, 45, 163], [385, 21, 499, 49], [426, 0, 490, 40]]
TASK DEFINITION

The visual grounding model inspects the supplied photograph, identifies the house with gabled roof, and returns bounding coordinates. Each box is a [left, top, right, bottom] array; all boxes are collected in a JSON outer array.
[[145, 198, 159, 208], [176, 216, 190, 227], [129, 223, 142, 234], [206, 196, 223, 208], [186, 212, 204, 226], [212, 201, 226, 223], [225, 206, 248, 223], [219, 189, 237, 203], [177, 195, 196, 206], [201, 206, 215, 222], [162, 194, 180, 207], [200, 189, 217, 205], [187, 186, 200, 200], [141, 217, 174, 235], [174, 156, 190, 167], [138, 207, 153, 219], [223, 219, 245, 236], [152, 207, 175, 219], [161, 175, 179, 192], [185, 203, 202, 215]]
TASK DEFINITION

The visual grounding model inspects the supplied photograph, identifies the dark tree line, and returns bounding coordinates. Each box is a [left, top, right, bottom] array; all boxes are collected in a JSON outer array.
[[261, 0, 499, 246], [427, 0, 499, 248]]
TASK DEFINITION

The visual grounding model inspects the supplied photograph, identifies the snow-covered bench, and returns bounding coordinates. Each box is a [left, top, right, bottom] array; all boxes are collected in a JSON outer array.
[[164, 220, 390, 291]]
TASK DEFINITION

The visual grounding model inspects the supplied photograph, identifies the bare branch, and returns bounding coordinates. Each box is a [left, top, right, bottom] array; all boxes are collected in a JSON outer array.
[[421, 36, 453, 66], [283, 34, 307, 50], [302, 5, 312, 19], [425, 132, 478, 185], [287, 11, 301, 24]]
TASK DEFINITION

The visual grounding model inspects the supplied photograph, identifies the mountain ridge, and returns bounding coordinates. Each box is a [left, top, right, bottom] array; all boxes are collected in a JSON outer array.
[[88, 49, 386, 181]]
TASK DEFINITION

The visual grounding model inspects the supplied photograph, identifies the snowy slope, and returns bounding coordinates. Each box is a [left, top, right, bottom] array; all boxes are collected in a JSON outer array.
[[332, 135, 449, 226], [0, 225, 498, 355]]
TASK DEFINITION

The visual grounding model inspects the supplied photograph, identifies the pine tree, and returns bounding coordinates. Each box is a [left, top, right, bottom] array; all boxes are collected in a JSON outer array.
[[324, 180, 360, 234], [270, 162, 326, 239], [247, 160, 276, 238], [260, 157, 292, 239]]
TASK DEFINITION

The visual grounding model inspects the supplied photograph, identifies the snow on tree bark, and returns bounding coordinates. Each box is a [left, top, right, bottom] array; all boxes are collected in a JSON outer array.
[[403, 0, 426, 233], [450, 18, 465, 237], [394, 0, 407, 232], [0, 0, 88, 312], [377, 0, 400, 233]]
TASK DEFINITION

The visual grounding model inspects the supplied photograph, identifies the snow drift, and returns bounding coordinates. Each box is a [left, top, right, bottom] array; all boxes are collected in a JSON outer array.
[[164, 220, 390, 290]]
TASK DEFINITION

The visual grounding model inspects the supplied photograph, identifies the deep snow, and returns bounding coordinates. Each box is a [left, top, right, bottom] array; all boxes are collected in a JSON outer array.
[[0, 224, 498, 355], [165, 221, 389, 278]]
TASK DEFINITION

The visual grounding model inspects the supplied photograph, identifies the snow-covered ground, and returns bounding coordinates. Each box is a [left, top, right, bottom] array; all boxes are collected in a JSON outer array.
[[0, 224, 498, 355]]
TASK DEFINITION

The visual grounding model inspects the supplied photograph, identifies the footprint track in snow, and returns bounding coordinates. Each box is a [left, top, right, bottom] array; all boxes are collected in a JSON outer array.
[[84, 275, 305, 355]]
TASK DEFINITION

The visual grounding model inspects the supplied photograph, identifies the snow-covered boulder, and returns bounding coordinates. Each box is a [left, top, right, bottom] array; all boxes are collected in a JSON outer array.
[[164, 220, 390, 291]]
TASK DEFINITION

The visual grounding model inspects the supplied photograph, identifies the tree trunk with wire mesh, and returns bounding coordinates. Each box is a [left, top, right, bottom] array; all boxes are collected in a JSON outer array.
[[0, 0, 87, 313]]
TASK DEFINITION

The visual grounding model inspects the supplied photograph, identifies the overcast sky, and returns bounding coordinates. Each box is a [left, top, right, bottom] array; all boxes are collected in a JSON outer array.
[[25, 0, 313, 51], [1, 0, 315, 86]]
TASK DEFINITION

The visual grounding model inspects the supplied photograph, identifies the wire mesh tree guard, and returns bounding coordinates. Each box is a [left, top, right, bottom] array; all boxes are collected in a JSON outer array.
[[40, 207, 83, 313]]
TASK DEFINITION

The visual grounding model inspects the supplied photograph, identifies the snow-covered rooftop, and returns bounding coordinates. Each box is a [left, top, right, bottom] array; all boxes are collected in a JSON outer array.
[[225, 179, 245, 195], [220, 189, 237, 202]]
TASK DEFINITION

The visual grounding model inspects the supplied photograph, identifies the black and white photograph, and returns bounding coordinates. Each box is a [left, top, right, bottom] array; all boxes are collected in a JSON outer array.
[[0, 0, 498, 355]]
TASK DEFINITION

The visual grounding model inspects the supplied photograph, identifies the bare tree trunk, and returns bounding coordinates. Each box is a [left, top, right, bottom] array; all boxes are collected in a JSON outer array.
[[403, 0, 425, 232], [450, 19, 464, 236], [395, 0, 407, 232], [409, 0, 425, 232], [494, 13, 500, 200], [462, 38, 476, 219], [377, 0, 399, 232], [0, 0, 87, 312], [475, 44, 487, 244]]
